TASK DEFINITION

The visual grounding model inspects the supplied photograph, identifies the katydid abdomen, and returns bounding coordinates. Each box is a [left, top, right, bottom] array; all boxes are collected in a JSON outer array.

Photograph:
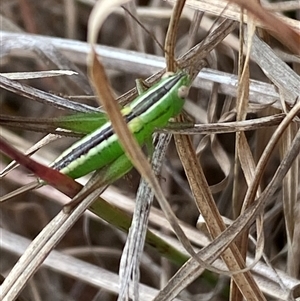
[[51, 72, 190, 179]]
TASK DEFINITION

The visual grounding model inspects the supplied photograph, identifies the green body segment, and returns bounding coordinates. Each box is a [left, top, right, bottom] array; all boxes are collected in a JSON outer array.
[[51, 72, 190, 179], [54, 112, 108, 134]]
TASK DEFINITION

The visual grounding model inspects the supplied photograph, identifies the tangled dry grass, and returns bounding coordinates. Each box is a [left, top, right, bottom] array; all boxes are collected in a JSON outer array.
[[0, 0, 300, 301]]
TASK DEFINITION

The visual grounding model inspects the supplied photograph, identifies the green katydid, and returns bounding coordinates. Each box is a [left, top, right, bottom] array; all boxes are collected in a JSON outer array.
[[1, 71, 191, 198], [52, 71, 190, 180]]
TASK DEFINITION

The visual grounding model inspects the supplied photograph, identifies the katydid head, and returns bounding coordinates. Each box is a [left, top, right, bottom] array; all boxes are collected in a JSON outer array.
[[177, 85, 190, 99], [165, 72, 191, 118], [162, 71, 175, 79], [176, 71, 191, 99]]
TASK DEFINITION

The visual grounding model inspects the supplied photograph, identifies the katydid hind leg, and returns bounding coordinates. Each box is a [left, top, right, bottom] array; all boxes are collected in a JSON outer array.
[[63, 153, 134, 211]]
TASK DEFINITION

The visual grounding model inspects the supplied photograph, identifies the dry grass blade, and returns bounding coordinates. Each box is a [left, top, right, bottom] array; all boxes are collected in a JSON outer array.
[[178, 18, 237, 70], [0, 134, 60, 178], [179, 0, 300, 50], [1, 228, 186, 301], [174, 127, 266, 301], [1, 187, 105, 301], [173, 8, 263, 301], [155, 138, 300, 299], [251, 34, 300, 101], [231, 16, 258, 301], [165, 0, 186, 71], [2, 31, 287, 106], [1, 33, 93, 94], [156, 103, 300, 300], [226, 0, 300, 54], [241, 89, 300, 212], [118, 134, 172, 300], [1, 0, 300, 300], [280, 122, 300, 277], [0, 74, 97, 113], [63, 0, 77, 39], [164, 114, 286, 134], [0, 70, 77, 80], [0, 138, 80, 197], [204, 73, 231, 193], [122, 1, 146, 52]]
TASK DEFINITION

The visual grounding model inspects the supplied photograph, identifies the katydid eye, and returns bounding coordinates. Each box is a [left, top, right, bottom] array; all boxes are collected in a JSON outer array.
[[162, 71, 175, 79], [178, 85, 189, 99]]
